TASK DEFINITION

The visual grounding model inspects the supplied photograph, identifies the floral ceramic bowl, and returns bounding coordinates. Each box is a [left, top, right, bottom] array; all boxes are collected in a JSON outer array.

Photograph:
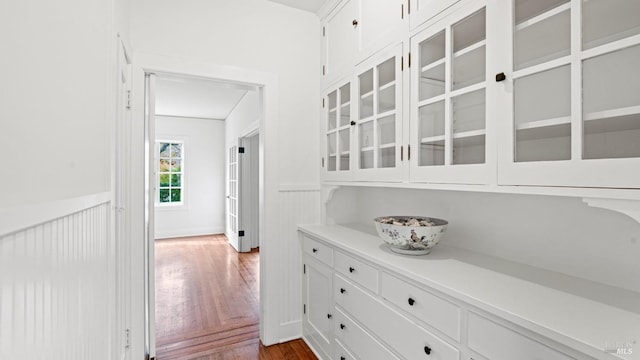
[[374, 216, 448, 255]]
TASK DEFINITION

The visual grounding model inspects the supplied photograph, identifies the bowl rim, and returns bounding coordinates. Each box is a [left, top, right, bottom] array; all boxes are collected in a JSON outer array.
[[374, 216, 448, 226]]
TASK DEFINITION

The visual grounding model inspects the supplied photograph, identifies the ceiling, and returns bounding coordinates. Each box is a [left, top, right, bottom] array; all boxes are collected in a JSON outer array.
[[155, 75, 254, 120], [266, 0, 326, 13]]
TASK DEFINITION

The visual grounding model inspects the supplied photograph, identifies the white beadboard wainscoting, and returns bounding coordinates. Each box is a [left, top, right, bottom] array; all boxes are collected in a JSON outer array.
[[277, 186, 321, 341], [0, 193, 115, 360]]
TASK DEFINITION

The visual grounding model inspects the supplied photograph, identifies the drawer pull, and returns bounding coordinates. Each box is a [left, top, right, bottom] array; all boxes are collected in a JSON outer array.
[[408, 297, 415, 306], [340, 288, 346, 294], [340, 323, 346, 330], [424, 346, 432, 355], [312, 248, 318, 253], [349, 267, 355, 273], [327, 313, 332, 319]]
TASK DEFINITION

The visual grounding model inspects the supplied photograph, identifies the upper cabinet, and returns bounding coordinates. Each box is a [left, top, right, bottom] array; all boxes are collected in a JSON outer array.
[[322, 0, 408, 86], [497, 0, 640, 188], [409, 1, 493, 184], [409, 0, 461, 30], [321, 0, 640, 189]]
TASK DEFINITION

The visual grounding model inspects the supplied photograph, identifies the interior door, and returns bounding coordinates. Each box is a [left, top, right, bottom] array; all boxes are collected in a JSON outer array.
[[227, 144, 242, 251], [144, 72, 156, 360]]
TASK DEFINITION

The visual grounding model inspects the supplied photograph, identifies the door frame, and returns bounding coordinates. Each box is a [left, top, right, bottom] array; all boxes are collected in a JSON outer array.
[[129, 52, 281, 360]]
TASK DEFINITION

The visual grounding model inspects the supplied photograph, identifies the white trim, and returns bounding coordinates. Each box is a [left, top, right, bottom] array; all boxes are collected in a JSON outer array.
[[279, 184, 322, 192], [279, 320, 303, 343], [0, 192, 111, 237], [154, 227, 225, 240]]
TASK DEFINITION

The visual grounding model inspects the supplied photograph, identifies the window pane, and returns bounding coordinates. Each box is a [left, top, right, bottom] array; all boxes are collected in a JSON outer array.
[[170, 189, 181, 202], [159, 174, 170, 187], [160, 159, 170, 172], [171, 174, 181, 187], [159, 189, 170, 203], [171, 143, 182, 157], [583, 0, 640, 50], [159, 143, 171, 157], [171, 159, 182, 172]]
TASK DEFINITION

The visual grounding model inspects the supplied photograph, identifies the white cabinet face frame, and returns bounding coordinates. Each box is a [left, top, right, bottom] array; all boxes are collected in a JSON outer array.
[[497, 0, 640, 188], [410, 0, 462, 30], [324, 80, 355, 182], [409, 0, 494, 184], [353, 43, 405, 182]]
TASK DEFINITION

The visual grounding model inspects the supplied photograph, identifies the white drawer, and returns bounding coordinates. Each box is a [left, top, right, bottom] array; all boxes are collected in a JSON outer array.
[[334, 308, 400, 360], [334, 274, 460, 360], [468, 312, 575, 360], [334, 251, 378, 293], [303, 235, 333, 267], [380, 272, 461, 341], [335, 340, 357, 360]]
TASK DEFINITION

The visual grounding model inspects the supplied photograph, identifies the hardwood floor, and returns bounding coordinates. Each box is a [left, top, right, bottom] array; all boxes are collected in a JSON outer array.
[[155, 234, 317, 359]]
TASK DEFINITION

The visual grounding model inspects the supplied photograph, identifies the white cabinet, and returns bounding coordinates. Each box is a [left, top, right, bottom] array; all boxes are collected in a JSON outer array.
[[409, 0, 494, 184], [497, 0, 640, 188], [409, 0, 462, 30], [323, 44, 405, 182], [322, 0, 408, 86], [302, 237, 334, 358]]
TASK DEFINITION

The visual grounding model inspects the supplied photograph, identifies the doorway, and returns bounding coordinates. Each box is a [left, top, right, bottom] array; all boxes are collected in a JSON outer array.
[[145, 72, 263, 358]]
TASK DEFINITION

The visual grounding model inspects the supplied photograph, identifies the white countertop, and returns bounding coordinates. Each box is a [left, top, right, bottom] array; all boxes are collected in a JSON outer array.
[[298, 223, 640, 360]]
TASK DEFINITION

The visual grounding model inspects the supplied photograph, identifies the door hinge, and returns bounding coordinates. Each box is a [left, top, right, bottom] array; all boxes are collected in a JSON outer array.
[[322, 98, 325, 108], [303, 264, 306, 274], [322, 65, 326, 76], [239, 230, 245, 237], [126, 90, 131, 109], [408, 144, 411, 160], [322, 157, 325, 168], [401, 145, 404, 161], [323, 26, 326, 37], [303, 304, 306, 314], [401, 56, 404, 71], [238, 147, 245, 154], [408, 0, 411, 14], [125, 328, 131, 348], [408, 52, 412, 68], [401, 4, 404, 19]]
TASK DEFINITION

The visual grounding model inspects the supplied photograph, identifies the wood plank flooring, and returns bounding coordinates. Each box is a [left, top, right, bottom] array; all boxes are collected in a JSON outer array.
[[155, 234, 317, 359]]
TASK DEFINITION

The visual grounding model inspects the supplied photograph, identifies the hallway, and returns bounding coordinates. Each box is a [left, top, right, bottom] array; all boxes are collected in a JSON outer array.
[[155, 234, 316, 359]]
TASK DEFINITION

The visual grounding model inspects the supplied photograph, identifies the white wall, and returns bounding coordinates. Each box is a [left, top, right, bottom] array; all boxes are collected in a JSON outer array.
[[130, 0, 321, 185], [155, 115, 226, 238], [327, 187, 640, 293]]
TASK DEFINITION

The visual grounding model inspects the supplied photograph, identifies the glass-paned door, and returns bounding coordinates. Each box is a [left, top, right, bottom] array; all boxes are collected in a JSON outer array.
[[324, 82, 352, 181], [354, 44, 403, 181], [411, 5, 489, 184], [227, 145, 239, 244]]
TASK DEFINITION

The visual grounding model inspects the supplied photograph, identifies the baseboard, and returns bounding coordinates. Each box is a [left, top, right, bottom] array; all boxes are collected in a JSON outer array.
[[155, 226, 225, 239], [279, 320, 302, 343]]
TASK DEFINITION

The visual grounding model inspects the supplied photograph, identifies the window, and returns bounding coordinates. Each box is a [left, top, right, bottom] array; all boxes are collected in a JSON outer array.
[[157, 141, 183, 205]]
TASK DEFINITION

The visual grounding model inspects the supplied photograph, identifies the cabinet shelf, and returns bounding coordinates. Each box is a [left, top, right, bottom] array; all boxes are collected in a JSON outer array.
[[515, 2, 570, 32], [360, 146, 374, 152], [421, 135, 446, 143], [584, 105, 640, 123], [379, 143, 396, 149], [361, 90, 374, 99], [454, 129, 486, 139], [378, 109, 396, 119], [421, 58, 446, 74], [379, 80, 396, 92], [515, 116, 571, 131], [453, 39, 486, 58]]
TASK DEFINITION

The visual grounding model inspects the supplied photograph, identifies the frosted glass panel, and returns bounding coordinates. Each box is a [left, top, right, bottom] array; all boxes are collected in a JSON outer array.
[[583, 0, 640, 50], [339, 128, 350, 171], [327, 133, 336, 155], [419, 31, 446, 100], [378, 57, 395, 87], [453, 9, 486, 90], [583, 44, 640, 159], [339, 83, 351, 127], [359, 121, 374, 169], [514, 0, 570, 70], [378, 115, 396, 146], [328, 90, 337, 130], [378, 85, 395, 114], [515, 66, 571, 162], [453, 137, 485, 165], [452, 89, 485, 133], [418, 101, 445, 166], [420, 64, 446, 100], [359, 69, 374, 120]]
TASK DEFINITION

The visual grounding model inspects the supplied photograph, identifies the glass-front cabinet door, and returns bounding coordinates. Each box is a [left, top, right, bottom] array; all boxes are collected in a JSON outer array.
[[324, 81, 353, 181], [498, 0, 640, 188], [410, 1, 493, 184], [353, 44, 404, 181]]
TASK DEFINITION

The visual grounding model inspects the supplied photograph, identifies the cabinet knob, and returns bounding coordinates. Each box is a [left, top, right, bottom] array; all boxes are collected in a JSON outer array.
[[352, 19, 358, 26], [341, 357, 346, 360], [495, 72, 506, 82], [340, 288, 346, 294], [349, 267, 355, 273], [408, 298, 415, 306], [350, 120, 356, 126], [312, 248, 318, 253], [424, 346, 432, 355], [327, 313, 332, 319], [340, 323, 346, 330]]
